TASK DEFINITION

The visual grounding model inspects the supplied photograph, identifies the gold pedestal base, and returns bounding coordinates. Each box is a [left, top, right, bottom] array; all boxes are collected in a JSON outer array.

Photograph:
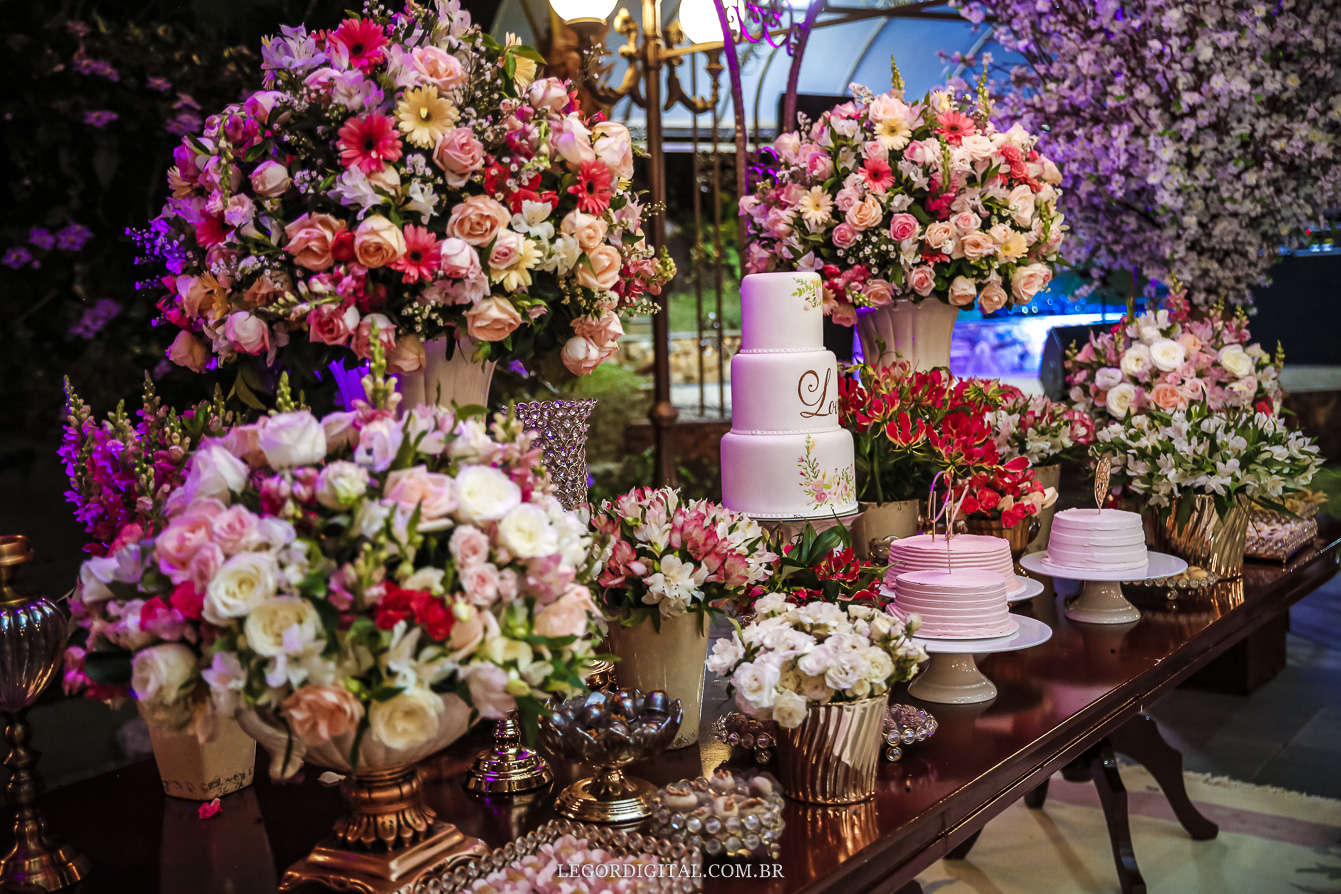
[[554, 771, 657, 824], [280, 821, 487, 894], [463, 712, 553, 796], [0, 839, 91, 892]]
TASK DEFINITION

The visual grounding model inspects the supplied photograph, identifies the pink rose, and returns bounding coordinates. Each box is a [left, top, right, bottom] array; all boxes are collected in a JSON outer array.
[[1181, 378, 1206, 402], [947, 276, 977, 307], [888, 213, 919, 242], [573, 310, 624, 350], [225, 311, 270, 356], [831, 222, 859, 248], [282, 685, 364, 746], [354, 215, 406, 268], [1152, 382, 1187, 410], [979, 280, 1008, 314], [187, 543, 223, 593], [307, 303, 359, 346], [432, 127, 484, 187], [283, 213, 346, 271], [951, 211, 982, 233], [384, 466, 457, 521], [465, 664, 514, 720], [574, 244, 622, 291], [211, 505, 259, 554], [834, 187, 861, 213], [168, 330, 209, 372], [445, 196, 510, 247], [488, 230, 525, 272], [845, 195, 883, 230], [560, 210, 608, 252], [449, 526, 491, 567], [863, 279, 894, 307], [465, 296, 523, 342], [438, 237, 482, 280], [908, 266, 936, 297], [593, 121, 634, 179], [354, 313, 396, 360], [551, 117, 595, 169], [534, 586, 598, 639], [250, 161, 290, 197], [958, 232, 997, 260], [460, 562, 500, 606], [805, 151, 834, 180], [221, 422, 266, 465], [411, 46, 466, 90], [561, 336, 605, 375], [774, 132, 802, 165], [156, 512, 217, 583], [527, 77, 570, 113]]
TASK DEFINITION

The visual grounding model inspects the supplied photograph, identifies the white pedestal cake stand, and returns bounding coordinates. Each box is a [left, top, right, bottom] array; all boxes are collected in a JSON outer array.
[[907, 616, 1052, 705], [1009, 575, 1045, 603], [1019, 553, 1188, 625]]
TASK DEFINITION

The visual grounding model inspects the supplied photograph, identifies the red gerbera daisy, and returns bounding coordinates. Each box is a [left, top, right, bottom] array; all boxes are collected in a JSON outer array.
[[860, 158, 894, 193], [337, 114, 402, 173], [935, 110, 977, 146], [391, 225, 442, 284], [328, 18, 388, 72], [568, 160, 613, 215]]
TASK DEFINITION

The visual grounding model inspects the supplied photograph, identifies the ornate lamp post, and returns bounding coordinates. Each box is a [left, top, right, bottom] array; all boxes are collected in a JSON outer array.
[[549, 0, 724, 485]]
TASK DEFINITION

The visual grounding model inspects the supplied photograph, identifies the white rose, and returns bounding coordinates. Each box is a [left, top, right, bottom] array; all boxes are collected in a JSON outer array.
[[1119, 344, 1152, 378], [131, 643, 197, 707], [1149, 339, 1186, 372], [243, 597, 322, 658], [259, 411, 327, 469], [497, 504, 558, 559], [369, 688, 443, 750], [771, 689, 810, 729], [731, 660, 781, 714], [454, 466, 522, 522], [705, 636, 745, 675], [1105, 382, 1138, 418], [316, 460, 369, 509], [1094, 367, 1124, 390], [1007, 184, 1035, 227], [183, 442, 248, 501], [1218, 344, 1254, 378], [250, 160, 291, 197], [823, 654, 865, 691], [204, 553, 279, 625]]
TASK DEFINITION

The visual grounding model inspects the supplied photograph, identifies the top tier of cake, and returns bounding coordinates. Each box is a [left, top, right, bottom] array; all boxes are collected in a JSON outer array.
[[1046, 508, 1148, 571], [890, 569, 1017, 639], [738, 271, 824, 353], [885, 534, 1023, 594]]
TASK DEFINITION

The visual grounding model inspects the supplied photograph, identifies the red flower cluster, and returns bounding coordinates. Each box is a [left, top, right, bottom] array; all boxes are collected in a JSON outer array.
[[374, 583, 455, 641], [952, 458, 1053, 528]]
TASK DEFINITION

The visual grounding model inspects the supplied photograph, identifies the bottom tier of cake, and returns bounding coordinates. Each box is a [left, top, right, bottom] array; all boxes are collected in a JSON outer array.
[[720, 427, 858, 519]]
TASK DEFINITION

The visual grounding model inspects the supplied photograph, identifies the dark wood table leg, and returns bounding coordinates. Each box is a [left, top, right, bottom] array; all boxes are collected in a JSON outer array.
[[1025, 778, 1050, 809], [945, 828, 982, 860], [1090, 740, 1147, 894], [1111, 713, 1219, 840]]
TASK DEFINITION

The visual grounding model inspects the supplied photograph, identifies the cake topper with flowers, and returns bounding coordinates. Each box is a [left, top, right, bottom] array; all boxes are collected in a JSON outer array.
[[740, 63, 1065, 324], [138, 0, 674, 392]]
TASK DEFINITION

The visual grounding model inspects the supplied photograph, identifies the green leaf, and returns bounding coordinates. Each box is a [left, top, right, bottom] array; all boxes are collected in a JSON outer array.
[[83, 649, 133, 685]]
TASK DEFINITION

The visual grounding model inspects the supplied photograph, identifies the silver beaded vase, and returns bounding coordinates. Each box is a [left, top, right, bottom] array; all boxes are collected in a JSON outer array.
[[513, 400, 597, 512]]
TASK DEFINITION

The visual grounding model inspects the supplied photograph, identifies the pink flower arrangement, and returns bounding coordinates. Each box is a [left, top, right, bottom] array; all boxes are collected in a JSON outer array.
[[740, 72, 1065, 323], [67, 344, 600, 746], [141, 4, 673, 381], [988, 390, 1095, 465], [1065, 289, 1282, 422], [589, 487, 777, 625]]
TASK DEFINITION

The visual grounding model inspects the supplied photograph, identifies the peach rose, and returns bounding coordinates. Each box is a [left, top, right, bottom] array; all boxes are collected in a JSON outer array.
[[387, 334, 426, 373], [845, 195, 883, 230], [560, 210, 608, 253], [574, 244, 621, 291], [282, 685, 364, 746], [863, 279, 894, 307], [593, 122, 634, 179], [432, 127, 484, 187], [445, 196, 510, 247], [1010, 263, 1051, 304], [831, 222, 859, 248], [354, 215, 406, 268], [561, 336, 605, 375], [411, 46, 466, 90], [573, 310, 624, 350], [1151, 382, 1187, 410], [979, 280, 1009, 314], [384, 465, 457, 520], [924, 221, 954, 251], [242, 273, 286, 309], [354, 313, 396, 360], [283, 213, 345, 271], [534, 586, 598, 639], [908, 266, 936, 297], [168, 330, 209, 372], [1178, 332, 1203, 355], [958, 232, 997, 260], [307, 303, 359, 346], [465, 296, 523, 342], [947, 276, 977, 307], [225, 311, 270, 356]]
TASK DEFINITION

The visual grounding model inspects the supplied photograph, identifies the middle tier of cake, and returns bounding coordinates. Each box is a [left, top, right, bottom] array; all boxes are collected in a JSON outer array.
[[720, 428, 857, 519], [729, 350, 842, 434]]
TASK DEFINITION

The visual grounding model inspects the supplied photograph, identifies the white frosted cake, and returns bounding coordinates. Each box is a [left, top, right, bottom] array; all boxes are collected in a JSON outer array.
[[890, 570, 1017, 639], [720, 272, 858, 519], [885, 534, 1024, 594], [1046, 508, 1148, 571]]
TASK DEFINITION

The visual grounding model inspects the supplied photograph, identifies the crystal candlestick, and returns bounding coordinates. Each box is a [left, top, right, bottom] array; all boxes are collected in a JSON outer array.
[[0, 536, 91, 891]]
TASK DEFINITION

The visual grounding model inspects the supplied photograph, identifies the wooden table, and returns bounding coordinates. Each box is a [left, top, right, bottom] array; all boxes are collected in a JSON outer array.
[[18, 520, 1339, 894]]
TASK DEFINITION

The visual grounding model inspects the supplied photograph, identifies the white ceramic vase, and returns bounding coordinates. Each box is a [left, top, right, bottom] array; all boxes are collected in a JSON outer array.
[[605, 612, 709, 749], [139, 706, 256, 800], [396, 337, 497, 411], [856, 299, 959, 371]]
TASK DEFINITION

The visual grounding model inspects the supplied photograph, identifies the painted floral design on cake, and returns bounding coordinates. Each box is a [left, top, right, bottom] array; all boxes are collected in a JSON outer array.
[[798, 435, 856, 510], [792, 276, 822, 310]]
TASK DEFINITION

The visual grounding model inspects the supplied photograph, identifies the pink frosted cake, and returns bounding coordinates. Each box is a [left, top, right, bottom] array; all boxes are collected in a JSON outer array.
[[891, 570, 1017, 639], [885, 534, 1024, 595], [1046, 508, 1148, 571], [720, 272, 858, 519]]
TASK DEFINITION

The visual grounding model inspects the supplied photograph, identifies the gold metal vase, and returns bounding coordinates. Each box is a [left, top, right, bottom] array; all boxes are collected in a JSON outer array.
[[0, 536, 91, 891], [1148, 494, 1251, 579], [774, 694, 888, 804]]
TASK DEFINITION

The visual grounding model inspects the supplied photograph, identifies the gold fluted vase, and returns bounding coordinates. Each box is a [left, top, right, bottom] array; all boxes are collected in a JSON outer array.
[[1148, 494, 1251, 579], [775, 695, 888, 804]]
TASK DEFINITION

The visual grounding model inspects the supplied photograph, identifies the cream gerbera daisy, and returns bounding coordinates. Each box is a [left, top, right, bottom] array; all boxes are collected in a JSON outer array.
[[798, 186, 833, 227], [874, 117, 912, 151], [998, 231, 1029, 262], [492, 239, 542, 292], [396, 85, 456, 149]]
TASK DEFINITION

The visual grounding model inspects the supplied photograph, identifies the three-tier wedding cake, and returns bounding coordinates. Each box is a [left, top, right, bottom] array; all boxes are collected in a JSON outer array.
[[721, 272, 858, 519]]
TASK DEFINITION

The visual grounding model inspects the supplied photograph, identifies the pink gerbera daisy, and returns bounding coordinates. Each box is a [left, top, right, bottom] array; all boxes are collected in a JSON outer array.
[[392, 225, 441, 284], [936, 110, 977, 146], [328, 18, 388, 72], [568, 160, 613, 216], [860, 158, 894, 193], [337, 114, 403, 173]]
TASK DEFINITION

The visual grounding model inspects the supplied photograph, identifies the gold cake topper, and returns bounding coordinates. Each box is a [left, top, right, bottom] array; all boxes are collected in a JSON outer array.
[[1094, 455, 1112, 512]]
